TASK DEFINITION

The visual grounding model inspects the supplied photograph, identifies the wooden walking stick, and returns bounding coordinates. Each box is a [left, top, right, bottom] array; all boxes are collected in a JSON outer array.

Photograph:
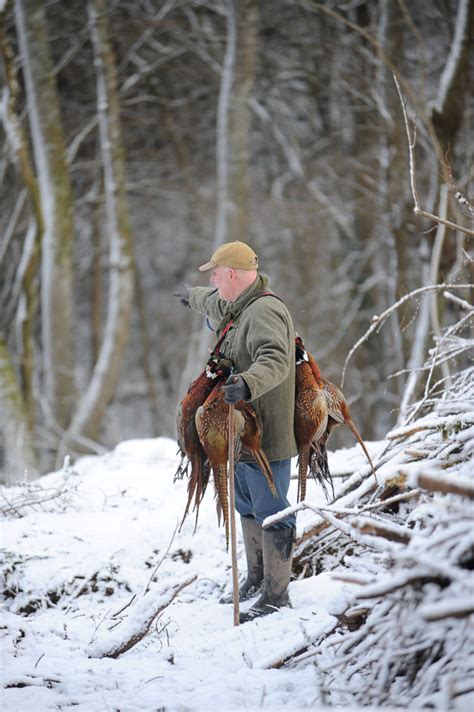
[[227, 401, 240, 626]]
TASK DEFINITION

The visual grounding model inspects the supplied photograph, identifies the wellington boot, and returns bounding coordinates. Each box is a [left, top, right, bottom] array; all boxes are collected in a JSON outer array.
[[239, 526, 295, 623], [219, 516, 263, 604]]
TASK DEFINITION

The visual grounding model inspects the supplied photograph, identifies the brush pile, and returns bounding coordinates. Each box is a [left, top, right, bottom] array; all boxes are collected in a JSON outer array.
[[276, 300, 474, 709]]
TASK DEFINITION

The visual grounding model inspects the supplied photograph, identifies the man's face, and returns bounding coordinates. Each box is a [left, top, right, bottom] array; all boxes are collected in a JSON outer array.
[[210, 265, 235, 301]]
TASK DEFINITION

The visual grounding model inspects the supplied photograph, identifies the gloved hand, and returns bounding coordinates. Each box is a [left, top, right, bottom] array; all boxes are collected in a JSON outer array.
[[223, 374, 251, 404], [173, 283, 191, 307]]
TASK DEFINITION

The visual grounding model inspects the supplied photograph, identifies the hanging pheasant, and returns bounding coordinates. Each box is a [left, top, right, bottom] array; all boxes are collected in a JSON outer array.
[[304, 342, 377, 478], [319, 374, 377, 482], [195, 385, 276, 549], [294, 335, 330, 502], [294, 335, 377, 501], [175, 352, 233, 530]]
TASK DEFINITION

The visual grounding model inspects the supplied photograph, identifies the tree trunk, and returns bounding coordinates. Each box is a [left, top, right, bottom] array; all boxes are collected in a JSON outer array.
[[0, 338, 37, 483], [0, 15, 40, 428], [431, 0, 473, 151], [191, 0, 259, 376], [215, 0, 258, 246], [62, 0, 134, 453], [375, 0, 406, 404], [15, 0, 75, 429]]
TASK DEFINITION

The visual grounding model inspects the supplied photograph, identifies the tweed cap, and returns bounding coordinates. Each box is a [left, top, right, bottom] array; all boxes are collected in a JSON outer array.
[[198, 241, 259, 272]]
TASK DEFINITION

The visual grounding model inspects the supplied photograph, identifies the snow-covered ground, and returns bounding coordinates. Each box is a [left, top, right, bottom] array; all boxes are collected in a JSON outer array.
[[2, 429, 472, 712], [2, 437, 378, 712]]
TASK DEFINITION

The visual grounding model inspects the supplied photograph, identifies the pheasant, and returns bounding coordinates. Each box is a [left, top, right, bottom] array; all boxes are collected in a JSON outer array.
[[176, 352, 233, 530], [294, 336, 330, 502], [319, 376, 377, 481], [297, 337, 377, 483], [195, 385, 276, 549]]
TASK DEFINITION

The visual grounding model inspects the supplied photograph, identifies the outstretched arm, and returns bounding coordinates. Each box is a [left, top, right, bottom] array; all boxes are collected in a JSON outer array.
[[188, 286, 228, 325]]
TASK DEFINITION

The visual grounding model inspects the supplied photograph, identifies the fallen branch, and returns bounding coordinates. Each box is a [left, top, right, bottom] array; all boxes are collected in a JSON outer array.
[[420, 599, 474, 621], [331, 573, 375, 586], [257, 618, 338, 670], [351, 517, 413, 544], [387, 424, 436, 440], [414, 471, 474, 499], [355, 570, 451, 600], [89, 575, 197, 659], [294, 486, 415, 548]]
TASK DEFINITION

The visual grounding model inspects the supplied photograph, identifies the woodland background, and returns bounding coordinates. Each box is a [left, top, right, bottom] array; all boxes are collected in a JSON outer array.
[[1, 0, 473, 481]]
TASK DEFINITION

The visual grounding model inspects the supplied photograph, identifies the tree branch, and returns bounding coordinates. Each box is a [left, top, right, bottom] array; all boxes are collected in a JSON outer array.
[[341, 284, 473, 387], [90, 575, 197, 659], [393, 74, 474, 238]]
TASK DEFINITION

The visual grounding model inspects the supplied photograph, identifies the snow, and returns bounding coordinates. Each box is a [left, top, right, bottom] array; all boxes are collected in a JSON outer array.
[[2, 426, 472, 710], [1, 437, 357, 711]]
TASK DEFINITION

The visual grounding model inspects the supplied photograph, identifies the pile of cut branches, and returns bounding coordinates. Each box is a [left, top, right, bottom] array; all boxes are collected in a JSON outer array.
[[273, 291, 474, 708]]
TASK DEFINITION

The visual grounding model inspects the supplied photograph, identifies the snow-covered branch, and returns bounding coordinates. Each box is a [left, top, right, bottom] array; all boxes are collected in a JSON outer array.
[[89, 575, 197, 659], [341, 284, 473, 387]]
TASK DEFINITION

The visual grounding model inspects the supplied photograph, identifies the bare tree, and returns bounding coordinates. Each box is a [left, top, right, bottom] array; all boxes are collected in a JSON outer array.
[[222, 0, 259, 245], [14, 0, 76, 429], [182, 0, 259, 389], [0, 8, 41, 431], [62, 0, 134, 454]]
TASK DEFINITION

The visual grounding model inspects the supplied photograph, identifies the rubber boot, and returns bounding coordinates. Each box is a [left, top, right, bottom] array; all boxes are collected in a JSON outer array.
[[239, 526, 295, 623], [219, 516, 264, 604]]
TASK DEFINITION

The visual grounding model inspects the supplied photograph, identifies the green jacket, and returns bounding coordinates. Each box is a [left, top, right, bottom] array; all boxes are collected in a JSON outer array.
[[189, 274, 298, 462]]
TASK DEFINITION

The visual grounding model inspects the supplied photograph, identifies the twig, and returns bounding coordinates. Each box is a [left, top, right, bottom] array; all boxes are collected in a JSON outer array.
[[94, 575, 197, 659], [429, 185, 452, 388], [111, 594, 137, 618], [33, 653, 45, 669], [393, 74, 473, 238], [443, 291, 474, 311], [341, 284, 473, 387], [143, 521, 179, 596]]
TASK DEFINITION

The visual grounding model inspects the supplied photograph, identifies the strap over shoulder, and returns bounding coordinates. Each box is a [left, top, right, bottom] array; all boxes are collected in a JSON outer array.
[[244, 291, 284, 309]]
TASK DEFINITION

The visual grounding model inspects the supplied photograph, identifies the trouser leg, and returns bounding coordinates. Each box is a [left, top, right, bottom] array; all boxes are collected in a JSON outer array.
[[234, 459, 296, 529]]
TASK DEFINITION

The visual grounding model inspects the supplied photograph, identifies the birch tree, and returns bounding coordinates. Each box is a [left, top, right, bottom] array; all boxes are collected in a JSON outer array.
[[182, 0, 259, 386], [14, 0, 75, 429], [62, 0, 134, 453], [219, 0, 258, 245]]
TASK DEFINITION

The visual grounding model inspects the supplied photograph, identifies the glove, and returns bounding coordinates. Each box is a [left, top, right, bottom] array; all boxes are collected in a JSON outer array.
[[173, 283, 191, 307], [222, 374, 251, 404]]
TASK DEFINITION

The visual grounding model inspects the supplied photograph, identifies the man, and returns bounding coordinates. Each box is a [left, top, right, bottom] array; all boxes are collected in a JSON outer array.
[[175, 240, 297, 623]]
